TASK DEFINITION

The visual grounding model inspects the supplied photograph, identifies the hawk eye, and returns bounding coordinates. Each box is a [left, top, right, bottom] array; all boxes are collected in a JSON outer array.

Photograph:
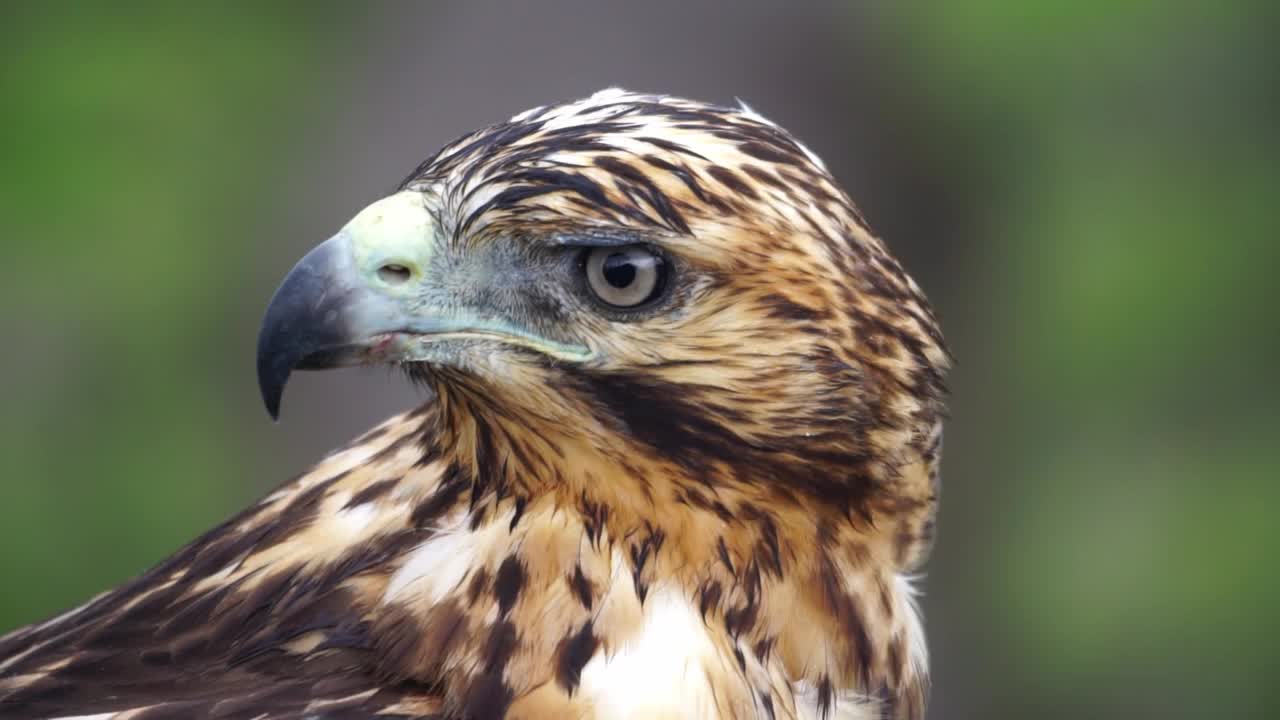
[[583, 245, 666, 309]]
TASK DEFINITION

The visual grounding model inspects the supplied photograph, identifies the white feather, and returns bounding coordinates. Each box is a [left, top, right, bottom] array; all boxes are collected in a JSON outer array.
[[577, 587, 726, 719], [382, 507, 507, 602]]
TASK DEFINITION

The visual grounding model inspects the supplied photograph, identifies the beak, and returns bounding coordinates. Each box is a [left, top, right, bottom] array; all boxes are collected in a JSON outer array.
[[256, 191, 435, 420], [257, 191, 594, 420]]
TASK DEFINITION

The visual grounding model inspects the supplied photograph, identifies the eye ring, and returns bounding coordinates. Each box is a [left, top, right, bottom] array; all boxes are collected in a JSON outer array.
[[582, 245, 667, 310]]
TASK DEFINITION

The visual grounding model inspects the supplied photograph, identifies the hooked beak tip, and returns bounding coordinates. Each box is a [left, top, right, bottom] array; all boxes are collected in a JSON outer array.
[[256, 341, 293, 421]]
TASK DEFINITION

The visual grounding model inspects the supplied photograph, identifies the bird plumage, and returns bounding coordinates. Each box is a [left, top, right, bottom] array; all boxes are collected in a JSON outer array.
[[0, 89, 948, 720]]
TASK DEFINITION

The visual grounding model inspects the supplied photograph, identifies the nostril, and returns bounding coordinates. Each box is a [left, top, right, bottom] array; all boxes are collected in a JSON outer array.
[[377, 263, 413, 285]]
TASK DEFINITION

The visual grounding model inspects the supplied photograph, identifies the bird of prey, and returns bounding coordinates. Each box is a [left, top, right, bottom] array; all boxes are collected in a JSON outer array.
[[0, 89, 949, 720]]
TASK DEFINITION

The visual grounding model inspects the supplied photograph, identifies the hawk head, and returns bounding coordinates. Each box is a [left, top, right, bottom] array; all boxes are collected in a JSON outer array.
[[259, 90, 947, 561]]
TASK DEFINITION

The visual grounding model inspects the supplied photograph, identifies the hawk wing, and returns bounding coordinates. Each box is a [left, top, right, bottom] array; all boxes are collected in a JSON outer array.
[[0, 412, 446, 719]]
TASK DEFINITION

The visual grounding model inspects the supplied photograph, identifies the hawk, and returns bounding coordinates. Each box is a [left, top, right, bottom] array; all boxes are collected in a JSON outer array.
[[0, 89, 949, 720]]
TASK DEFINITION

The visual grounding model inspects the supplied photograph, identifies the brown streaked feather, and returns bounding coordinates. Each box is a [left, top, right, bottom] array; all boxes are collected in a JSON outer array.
[[1, 89, 947, 720]]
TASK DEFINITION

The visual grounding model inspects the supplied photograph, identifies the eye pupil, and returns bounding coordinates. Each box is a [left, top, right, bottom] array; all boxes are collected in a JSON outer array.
[[602, 254, 637, 288]]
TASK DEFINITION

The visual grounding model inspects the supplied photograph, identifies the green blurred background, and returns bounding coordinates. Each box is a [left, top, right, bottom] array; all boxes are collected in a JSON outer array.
[[1, 2, 1275, 717]]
